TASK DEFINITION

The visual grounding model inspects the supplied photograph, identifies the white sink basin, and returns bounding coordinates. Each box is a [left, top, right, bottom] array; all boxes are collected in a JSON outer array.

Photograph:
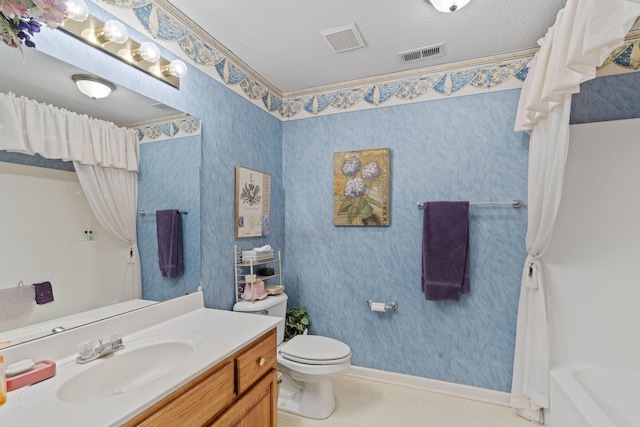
[[56, 341, 195, 403], [18, 334, 204, 410], [56, 338, 196, 403], [18, 334, 204, 412]]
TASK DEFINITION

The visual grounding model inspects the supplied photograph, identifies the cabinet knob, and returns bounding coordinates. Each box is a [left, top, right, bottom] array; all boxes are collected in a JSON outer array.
[[259, 357, 266, 367]]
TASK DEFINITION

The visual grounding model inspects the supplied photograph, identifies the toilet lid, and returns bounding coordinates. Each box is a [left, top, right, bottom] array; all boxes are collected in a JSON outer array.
[[279, 335, 351, 365]]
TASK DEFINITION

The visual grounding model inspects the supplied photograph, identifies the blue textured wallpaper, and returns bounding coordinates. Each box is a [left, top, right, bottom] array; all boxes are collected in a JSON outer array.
[[571, 72, 640, 124], [0, 152, 74, 171], [137, 135, 201, 301], [198, 85, 283, 310], [282, 91, 530, 392]]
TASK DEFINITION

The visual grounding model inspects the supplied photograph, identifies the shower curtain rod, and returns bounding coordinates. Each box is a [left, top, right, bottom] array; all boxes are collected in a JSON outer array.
[[417, 200, 522, 210], [137, 209, 189, 215]]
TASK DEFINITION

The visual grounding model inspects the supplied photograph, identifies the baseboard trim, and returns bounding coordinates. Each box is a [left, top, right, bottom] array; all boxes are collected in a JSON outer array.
[[347, 366, 511, 407]]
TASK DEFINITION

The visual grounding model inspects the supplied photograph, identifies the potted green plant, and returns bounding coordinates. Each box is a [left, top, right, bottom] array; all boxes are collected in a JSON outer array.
[[285, 306, 310, 341]]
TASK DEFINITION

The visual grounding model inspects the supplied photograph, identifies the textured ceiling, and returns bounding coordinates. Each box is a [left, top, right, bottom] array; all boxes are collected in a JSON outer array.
[[167, 0, 567, 93]]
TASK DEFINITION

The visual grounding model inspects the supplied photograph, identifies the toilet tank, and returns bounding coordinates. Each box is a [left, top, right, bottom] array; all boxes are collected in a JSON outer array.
[[233, 293, 288, 344]]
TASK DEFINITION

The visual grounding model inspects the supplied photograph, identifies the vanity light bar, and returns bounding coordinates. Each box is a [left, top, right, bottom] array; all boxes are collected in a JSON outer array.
[[58, 15, 182, 89]]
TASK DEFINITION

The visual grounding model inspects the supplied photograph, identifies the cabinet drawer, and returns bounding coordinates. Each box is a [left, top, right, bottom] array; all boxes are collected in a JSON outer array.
[[128, 360, 235, 426], [235, 329, 276, 395]]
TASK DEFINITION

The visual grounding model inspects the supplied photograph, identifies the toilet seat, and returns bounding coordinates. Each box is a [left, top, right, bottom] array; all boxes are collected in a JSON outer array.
[[279, 335, 351, 365]]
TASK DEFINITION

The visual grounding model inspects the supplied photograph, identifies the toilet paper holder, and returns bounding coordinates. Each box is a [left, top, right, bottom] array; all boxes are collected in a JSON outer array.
[[367, 299, 398, 312]]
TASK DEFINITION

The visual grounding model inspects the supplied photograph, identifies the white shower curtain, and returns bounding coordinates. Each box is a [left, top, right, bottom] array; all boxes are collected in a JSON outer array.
[[0, 92, 139, 171], [511, 0, 640, 422], [73, 163, 142, 299], [511, 102, 571, 423], [0, 91, 142, 299]]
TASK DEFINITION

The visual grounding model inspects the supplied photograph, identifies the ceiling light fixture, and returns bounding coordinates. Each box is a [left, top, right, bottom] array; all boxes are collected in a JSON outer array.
[[428, 0, 471, 13], [60, 14, 185, 88], [65, 0, 89, 22], [95, 20, 128, 44], [131, 42, 161, 63], [72, 74, 116, 99]]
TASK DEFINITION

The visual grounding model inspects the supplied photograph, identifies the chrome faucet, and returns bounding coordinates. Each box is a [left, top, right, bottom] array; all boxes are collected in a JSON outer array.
[[76, 332, 124, 364]]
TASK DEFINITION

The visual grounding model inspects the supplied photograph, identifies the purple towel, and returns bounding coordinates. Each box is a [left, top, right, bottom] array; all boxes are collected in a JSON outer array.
[[421, 201, 470, 301], [156, 210, 184, 278], [33, 281, 54, 304]]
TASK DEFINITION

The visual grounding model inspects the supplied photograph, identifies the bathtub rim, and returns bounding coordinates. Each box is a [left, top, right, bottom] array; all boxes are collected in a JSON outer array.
[[548, 363, 625, 427]]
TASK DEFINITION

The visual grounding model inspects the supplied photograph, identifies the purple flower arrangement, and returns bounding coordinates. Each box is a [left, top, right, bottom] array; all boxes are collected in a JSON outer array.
[[1, 0, 67, 50]]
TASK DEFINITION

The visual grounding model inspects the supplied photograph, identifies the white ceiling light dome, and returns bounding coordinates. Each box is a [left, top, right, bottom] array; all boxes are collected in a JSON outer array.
[[428, 0, 471, 13], [72, 75, 116, 99]]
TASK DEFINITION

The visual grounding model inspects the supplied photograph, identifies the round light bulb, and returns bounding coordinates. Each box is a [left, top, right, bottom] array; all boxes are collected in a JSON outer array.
[[140, 42, 160, 62], [168, 60, 188, 78], [102, 20, 128, 44], [65, 0, 89, 22], [137, 42, 161, 62]]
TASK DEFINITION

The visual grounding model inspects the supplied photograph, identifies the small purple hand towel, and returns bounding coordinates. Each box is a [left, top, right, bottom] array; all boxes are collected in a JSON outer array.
[[421, 201, 470, 301], [156, 209, 184, 278], [33, 281, 54, 304]]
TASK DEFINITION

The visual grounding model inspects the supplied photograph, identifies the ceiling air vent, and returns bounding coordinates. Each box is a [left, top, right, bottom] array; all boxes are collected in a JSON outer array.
[[321, 24, 366, 53], [400, 44, 445, 62]]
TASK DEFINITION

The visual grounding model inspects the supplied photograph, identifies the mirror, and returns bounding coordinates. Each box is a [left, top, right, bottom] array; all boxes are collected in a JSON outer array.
[[0, 44, 201, 349]]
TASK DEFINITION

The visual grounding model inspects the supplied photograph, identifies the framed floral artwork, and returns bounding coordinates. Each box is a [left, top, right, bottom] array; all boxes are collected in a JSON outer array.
[[334, 148, 390, 226], [235, 166, 271, 238]]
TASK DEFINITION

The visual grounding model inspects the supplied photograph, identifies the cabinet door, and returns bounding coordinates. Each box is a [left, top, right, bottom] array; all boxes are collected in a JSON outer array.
[[211, 371, 277, 427], [124, 361, 235, 427]]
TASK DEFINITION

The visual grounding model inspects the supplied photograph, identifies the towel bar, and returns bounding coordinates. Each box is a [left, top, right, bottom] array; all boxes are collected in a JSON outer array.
[[138, 209, 188, 215], [417, 200, 522, 210]]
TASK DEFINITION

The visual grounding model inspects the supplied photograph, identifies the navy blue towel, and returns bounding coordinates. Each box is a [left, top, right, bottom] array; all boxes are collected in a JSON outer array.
[[421, 201, 470, 301], [156, 210, 184, 278]]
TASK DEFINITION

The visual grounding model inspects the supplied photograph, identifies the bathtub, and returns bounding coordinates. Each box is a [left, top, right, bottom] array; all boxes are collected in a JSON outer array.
[[548, 365, 640, 427]]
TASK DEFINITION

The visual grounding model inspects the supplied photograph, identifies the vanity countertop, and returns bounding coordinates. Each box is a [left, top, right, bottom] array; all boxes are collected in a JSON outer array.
[[0, 292, 281, 426]]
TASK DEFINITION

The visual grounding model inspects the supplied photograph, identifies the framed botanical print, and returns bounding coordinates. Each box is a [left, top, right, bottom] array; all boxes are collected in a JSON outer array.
[[235, 166, 271, 238], [334, 148, 390, 226]]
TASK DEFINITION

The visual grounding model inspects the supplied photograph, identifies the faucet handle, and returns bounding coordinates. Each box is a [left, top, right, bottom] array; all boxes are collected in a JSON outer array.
[[110, 331, 123, 343], [110, 331, 124, 350], [76, 340, 94, 359]]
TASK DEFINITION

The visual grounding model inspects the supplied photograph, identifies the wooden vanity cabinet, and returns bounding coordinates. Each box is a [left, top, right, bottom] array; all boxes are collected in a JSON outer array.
[[123, 328, 278, 427]]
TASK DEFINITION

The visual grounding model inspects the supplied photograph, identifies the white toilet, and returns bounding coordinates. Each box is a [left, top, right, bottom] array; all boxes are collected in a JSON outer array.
[[233, 293, 351, 419]]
